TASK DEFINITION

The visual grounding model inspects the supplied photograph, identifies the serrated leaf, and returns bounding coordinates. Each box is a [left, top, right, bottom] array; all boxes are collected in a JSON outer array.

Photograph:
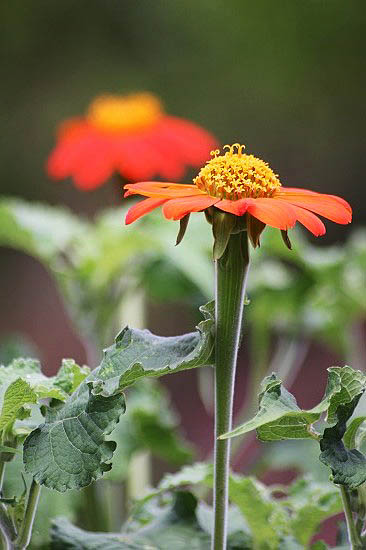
[[88, 301, 214, 397], [23, 381, 126, 491]]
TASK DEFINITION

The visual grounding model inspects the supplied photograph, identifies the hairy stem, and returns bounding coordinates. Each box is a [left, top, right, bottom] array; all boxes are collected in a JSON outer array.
[[15, 480, 40, 550], [340, 485, 363, 550], [212, 232, 250, 550]]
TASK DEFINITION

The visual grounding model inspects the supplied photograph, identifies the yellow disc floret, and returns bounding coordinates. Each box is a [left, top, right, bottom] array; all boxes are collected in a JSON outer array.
[[194, 144, 281, 200], [87, 92, 163, 133]]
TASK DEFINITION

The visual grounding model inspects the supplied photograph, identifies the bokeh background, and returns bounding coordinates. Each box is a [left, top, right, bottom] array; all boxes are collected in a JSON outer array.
[[1, 0, 365, 221]]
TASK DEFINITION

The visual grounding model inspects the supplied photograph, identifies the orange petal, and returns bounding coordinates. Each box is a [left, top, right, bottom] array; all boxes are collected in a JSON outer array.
[[215, 199, 250, 216], [276, 189, 352, 223], [291, 205, 326, 236], [162, 195, 218, 220], [125, 198, 168, 225], [246, 198, 297, 230], [124, 181, 202, 199]]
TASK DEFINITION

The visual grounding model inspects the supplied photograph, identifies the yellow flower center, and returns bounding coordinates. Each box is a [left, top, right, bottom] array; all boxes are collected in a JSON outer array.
[[87, 92, 164, 133], [194, 144, 281, 200]]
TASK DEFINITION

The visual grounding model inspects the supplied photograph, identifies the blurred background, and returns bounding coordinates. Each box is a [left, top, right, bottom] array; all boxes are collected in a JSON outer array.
[[0, 2, 365, 545]]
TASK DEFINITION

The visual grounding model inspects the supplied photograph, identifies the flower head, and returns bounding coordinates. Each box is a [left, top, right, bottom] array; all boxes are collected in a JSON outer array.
[[47, 92, 217, 190], [124, 144, 352, 256]]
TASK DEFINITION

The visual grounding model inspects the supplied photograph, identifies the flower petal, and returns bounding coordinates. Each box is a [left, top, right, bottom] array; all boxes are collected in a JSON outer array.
[[125, 198, 168, 225], [215, 199, 250, 216], [291, 205, 326, 236], [276, 189, 352, 224], [124, 181, 201, 198], [162, 195, 218, 220], [246, 198, 297, 230]]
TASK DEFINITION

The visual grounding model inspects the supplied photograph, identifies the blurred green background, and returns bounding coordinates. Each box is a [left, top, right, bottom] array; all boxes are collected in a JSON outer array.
[[1, 0, 364, 232]]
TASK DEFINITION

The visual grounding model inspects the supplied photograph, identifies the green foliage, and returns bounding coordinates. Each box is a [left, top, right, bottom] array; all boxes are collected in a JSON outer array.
[[0, 357, 89, 462], [104, 380, 193, 482], [24, 304, 213, 491], [223, 366, 366, 490], [23, 379, 126, 492], [88, 301, 214, 397], [134, 462, 342, 549]]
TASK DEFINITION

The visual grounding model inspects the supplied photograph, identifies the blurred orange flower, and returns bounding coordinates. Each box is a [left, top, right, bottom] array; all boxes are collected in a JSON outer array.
[[47, 92, 218, 190], [124, 144, 352, 246]]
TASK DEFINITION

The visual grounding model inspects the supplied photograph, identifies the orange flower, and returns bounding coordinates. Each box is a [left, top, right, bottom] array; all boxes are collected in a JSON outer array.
[[124, 144, 352, 248], [47, 92, 217, 190]]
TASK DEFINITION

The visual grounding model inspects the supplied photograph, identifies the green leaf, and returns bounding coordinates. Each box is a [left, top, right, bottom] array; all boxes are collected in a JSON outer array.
[[51, 492, 212, 550], [88, 301, 214, 397], [319, 406, 366, 489], [324, 367, 366, 425], [24, 302, 213, 492], [0, 378, 37, 432], [228, 475, 288, 549], [221, 366, 366, 442], [104, 380, 193, 482], [136, 463, 287, 549], [343, 416, 366, 449], [285, 477, 342, 546], [54, 359, 91, 394], [23, 381, 126, 491], [220, 373, 322, 441]]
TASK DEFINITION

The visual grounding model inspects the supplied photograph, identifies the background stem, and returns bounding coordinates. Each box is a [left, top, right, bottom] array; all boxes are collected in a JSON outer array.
[[212, 232, 250, 550]]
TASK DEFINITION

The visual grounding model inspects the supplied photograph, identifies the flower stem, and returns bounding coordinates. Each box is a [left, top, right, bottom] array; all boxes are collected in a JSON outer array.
[[15, 479, 40, 549], [212, 231, 250, 550], [340, 485, 363, 549]]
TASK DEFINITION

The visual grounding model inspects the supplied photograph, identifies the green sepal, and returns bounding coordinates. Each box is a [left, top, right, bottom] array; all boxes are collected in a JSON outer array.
[[212, 210, 236, 260], [176, 214, 190, 246]]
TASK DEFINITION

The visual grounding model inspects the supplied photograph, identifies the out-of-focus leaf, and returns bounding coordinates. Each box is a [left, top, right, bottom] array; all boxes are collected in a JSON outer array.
[[285, 477, 342, 546], [51, 491, 253, 550], [52, 492, 212, 550]]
